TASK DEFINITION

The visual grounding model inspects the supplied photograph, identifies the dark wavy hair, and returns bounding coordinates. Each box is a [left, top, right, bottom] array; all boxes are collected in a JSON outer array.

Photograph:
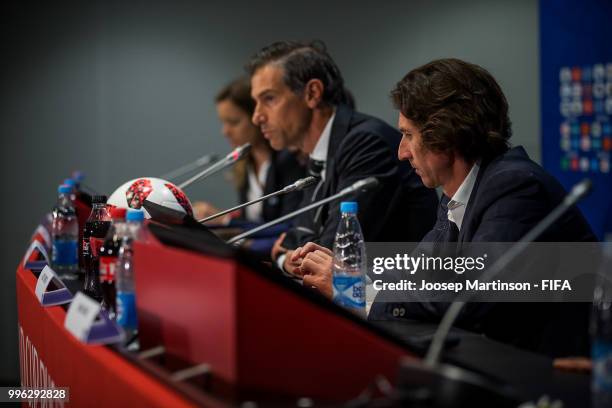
[[214, 77, 267, 191], [215, 76, 256, 116], [246, 40, 353, 107], [391, 58, 512, 163]]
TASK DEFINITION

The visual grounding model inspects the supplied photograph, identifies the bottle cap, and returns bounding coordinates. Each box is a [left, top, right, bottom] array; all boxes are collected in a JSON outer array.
[[92, 195, 108, 204], [126, 208, 145, 222], [110, 207, 127, 220], [58, 184, 72, 194], [72, 171, 85, 182], [340, 201, 358, 214]]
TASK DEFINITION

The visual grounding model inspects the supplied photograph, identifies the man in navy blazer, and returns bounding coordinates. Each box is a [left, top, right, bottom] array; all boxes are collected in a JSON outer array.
[[376, 142, 597, 356], [297, 58, 596, 357]]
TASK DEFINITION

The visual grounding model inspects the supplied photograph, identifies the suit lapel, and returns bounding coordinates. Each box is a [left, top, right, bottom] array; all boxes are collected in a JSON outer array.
[[322, 104, 352, 197], [262, 150, 278, 220], [263, 150, 277, 195], [457, 162, 485, 248], [456, 147, 527, 247]]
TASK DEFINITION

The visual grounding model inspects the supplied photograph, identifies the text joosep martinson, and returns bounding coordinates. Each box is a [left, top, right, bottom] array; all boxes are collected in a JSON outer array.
[[369, 253, 572, 293]]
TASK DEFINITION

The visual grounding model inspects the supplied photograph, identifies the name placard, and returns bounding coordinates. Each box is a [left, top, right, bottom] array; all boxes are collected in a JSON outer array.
[[23, 241, 49, 267], [64, 293, 99, 341], [35, 266, 73, 306], [64, 293, 124, 344]]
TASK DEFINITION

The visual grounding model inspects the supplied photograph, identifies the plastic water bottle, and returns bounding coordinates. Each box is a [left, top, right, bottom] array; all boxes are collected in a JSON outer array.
[[51, 184, 79, 279], [592, 241, 612, 408], [63, 178, 77, 202], [332, 201, 366, 316], [71, 171, 85, 190], [116, 208, 144, 345]]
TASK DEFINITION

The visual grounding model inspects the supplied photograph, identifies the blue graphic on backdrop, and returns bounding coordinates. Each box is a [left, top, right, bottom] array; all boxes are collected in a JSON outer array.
[[540, 0, 612, 238], [557, 64, 612, 174]]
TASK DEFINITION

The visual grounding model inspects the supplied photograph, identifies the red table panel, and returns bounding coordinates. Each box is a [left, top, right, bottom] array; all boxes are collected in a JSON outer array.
[[16, 264, 201, 407]]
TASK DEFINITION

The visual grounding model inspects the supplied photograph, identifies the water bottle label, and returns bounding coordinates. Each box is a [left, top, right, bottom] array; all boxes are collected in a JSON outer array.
[[333, 275, 365, 309], [117, 292, 138, 329], [593, 340, 612, 392], [99, 257, 116, 282], [52, 239, 78, 266]]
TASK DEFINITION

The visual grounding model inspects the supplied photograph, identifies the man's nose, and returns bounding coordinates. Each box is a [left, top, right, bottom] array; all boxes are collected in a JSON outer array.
[[398, 139, 413, 161], [252, 105, 264, 125]]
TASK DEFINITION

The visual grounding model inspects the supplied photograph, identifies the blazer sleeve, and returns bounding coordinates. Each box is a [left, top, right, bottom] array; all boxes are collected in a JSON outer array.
[[468, 169, 549, 242]]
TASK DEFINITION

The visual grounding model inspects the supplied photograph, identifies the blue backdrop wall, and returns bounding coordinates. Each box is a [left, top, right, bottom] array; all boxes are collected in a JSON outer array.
[[540, 0, 612, 238]]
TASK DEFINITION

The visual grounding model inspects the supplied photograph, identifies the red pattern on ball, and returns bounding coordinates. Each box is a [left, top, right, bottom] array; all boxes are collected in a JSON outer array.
[[165, 183, 193, 216], [126, 179, 153, 209]]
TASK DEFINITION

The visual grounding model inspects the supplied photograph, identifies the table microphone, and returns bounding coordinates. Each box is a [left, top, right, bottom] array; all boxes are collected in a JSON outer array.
[[227, 177, 379, 244], [199, 176, 318, 223], [161, 153, 219, 182], [425, 178, 592, 367], [177, 144, 251, 190]]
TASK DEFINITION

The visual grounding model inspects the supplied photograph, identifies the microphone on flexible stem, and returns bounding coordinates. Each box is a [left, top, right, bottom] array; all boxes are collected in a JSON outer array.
[[199, 176, 319, 223], [227, 177, 379, 245], [177, 144, 251, 190], [424, 178, 592, 367], [161, 153, 219, 182]]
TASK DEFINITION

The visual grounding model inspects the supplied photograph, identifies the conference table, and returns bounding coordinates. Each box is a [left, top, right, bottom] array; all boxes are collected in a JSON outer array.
[[16, 207, 591, 406]]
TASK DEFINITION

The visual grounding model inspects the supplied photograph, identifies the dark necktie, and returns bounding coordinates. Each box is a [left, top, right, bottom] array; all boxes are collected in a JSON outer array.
[[308, 158, 325, 178], [435, 195, 458, 241], [447, 219, 460, 242], [307, 158, 325, 201]]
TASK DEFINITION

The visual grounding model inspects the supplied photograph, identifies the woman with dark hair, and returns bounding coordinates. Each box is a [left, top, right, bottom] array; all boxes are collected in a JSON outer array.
[[193, 77, 307, 255]]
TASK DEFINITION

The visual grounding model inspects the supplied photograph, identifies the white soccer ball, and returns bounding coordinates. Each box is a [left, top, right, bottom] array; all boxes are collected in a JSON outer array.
[[107, 177, 193, 218]]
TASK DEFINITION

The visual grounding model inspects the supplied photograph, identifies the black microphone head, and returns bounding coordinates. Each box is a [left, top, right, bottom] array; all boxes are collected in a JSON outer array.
[[281, 176, 319, 194], [354, 176, 379, 192], [295, 176, 318, 190], [571, 178, 592, 200], [339, 177, 380, 195]]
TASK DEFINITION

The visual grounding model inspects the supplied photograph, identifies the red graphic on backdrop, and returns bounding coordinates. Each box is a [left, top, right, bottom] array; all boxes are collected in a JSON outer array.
[[126, 179, 153, 209], [165, 183, 193, 216]]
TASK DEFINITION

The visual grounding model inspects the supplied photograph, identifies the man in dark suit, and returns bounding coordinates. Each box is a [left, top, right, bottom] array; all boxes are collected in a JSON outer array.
[[247, 40, 438, 275], [298, 58, 596, 357]]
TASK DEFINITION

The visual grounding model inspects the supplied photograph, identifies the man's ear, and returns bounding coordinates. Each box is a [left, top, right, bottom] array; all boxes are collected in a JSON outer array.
[[446, 149, 465, 168], [304, 79, 324, 109]]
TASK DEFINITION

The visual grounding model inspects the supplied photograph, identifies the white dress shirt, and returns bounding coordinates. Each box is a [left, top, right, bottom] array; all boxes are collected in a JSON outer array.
[[276, 111, 336, 273], [309, 111, 336, 181], [245, 160, 271, 222], [447, 161, 480, 230]]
